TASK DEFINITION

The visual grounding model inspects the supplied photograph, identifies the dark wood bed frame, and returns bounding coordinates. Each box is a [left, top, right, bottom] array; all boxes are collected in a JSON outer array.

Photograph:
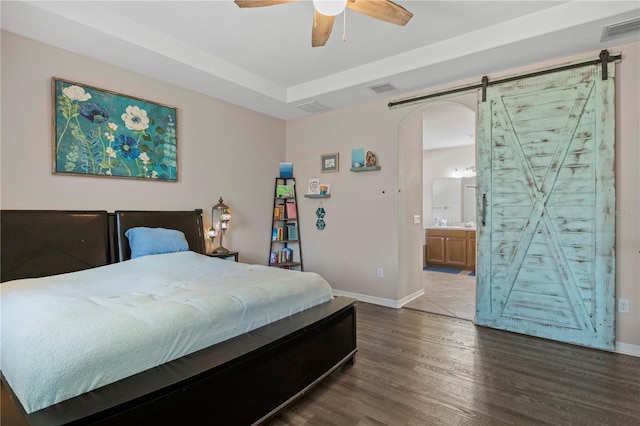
[[1, 209, 357, 425]]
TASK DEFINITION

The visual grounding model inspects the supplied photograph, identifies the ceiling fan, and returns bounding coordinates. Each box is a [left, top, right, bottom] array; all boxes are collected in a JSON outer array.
[[234, 0, 413, 47]]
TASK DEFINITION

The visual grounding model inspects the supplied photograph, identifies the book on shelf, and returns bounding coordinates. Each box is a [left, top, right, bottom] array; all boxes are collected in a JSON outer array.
[[286, 224, 298, 241], [284, 247, 293, 262], [276, 184, 294, 198], [285, 202, 297, 219], [270, 248, 294, 264], [274, 205, 285, 220], [273, 226, 293, 241]]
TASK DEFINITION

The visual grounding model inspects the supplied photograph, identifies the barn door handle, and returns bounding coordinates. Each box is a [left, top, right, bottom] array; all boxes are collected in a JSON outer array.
[[481, 194, 487, 226]]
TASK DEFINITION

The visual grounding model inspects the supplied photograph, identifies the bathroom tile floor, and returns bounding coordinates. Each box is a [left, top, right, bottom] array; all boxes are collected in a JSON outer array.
[[404, 269, 476, 321]]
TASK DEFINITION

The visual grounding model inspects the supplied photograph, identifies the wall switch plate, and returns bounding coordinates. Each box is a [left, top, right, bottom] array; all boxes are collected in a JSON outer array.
[[618, 298, 630, 313], [377, 268, 384, 278], [413, 215, 421, 224]]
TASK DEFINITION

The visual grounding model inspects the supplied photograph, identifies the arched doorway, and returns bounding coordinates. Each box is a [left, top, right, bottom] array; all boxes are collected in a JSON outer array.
[[398, 95, 478, 320]]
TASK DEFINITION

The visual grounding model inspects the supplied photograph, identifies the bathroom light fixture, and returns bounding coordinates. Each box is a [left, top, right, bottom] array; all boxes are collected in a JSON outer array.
[[452, 166, 476, 178]]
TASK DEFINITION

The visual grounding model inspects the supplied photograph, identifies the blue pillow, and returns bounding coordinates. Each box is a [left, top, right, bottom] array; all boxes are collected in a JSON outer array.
[[125, 227, 189, 259]]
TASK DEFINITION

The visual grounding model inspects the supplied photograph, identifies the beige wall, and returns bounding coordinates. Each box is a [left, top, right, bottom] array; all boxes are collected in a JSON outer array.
[[286, 41, 640, 352], [0, 31, 286, 265], [286, 102, 404, 302], [612, 41, 640, 352], [398, 110, 425, 303]]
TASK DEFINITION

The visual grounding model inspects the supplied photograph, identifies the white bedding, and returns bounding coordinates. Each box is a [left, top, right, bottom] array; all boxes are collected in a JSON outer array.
[[0, 251, 334, 413]]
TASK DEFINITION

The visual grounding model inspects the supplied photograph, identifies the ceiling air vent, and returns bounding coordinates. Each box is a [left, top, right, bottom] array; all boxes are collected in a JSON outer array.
[[367, 82, 398, 94], [297, 101, 332, 113], [601, 17, 640, 42]]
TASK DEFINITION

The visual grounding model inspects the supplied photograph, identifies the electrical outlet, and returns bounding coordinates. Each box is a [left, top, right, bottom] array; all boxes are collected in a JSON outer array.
[[377, 268, 384, 278], [618, 298, 630, 313]]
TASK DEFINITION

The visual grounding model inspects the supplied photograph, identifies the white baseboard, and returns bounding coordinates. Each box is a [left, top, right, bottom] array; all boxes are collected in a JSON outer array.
[[333, 290, 640, 358], [615, 342, 640, 357], [398, 289, 425, 306], [332, 289, 424, 309]]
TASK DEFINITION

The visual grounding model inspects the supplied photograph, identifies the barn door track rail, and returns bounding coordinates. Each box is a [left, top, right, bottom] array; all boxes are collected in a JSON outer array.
[[388, 50, 621, 109]]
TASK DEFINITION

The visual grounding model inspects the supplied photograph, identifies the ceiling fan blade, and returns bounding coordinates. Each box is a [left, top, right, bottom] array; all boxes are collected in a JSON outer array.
[[312, 11, 335, 47], [346, 0, 413, 26], [234, 0, 296, 8]]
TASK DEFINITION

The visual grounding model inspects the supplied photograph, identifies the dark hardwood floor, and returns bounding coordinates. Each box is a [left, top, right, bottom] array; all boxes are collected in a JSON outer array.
[[265, 302, 640, 426]]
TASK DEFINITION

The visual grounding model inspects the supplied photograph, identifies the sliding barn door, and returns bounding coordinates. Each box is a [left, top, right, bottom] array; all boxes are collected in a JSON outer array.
[[475, 60, 616, 350]]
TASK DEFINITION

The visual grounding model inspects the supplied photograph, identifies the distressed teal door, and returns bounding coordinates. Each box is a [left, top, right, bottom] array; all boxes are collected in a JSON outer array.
[[476, 61, 616, 350]]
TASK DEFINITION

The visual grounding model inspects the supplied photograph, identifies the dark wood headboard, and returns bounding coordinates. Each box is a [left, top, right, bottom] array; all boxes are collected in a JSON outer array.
[[115, 209, 205, 262], [1, 210, 110, 282]]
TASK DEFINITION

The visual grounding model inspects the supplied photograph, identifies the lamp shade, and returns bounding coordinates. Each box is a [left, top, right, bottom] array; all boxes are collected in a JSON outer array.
[[213, 197, 229, 213], [313, 0, 347, 16]]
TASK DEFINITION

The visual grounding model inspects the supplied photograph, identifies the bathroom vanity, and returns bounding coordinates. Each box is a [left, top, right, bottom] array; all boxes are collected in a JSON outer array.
[[425, 227, 476, 270]]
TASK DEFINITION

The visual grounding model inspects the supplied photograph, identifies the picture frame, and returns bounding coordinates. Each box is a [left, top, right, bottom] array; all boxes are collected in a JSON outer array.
[[308, 178, 320, 194], [319, 184, 331, 195], [276, 184, 294, 198], [52, 77, 178, 181], [321, 153, 339, 173], [351, 148, 365, 168]]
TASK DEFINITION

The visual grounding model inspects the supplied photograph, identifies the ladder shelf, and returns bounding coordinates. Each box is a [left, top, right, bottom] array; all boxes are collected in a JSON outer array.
[[269, 177, 303, 271]]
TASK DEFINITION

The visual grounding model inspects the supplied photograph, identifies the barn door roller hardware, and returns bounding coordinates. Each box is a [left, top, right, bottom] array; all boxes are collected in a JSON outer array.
[[388, 50, 621, 108], [481, 76, 489, 103], [599, 49, 610, 80]]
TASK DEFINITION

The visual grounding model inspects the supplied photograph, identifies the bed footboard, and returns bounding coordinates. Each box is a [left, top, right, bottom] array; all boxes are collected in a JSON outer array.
[[3, 297, 357, 426]]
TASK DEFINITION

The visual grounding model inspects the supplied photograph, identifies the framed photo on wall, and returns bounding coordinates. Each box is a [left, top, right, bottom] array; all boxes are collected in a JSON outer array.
[[52, 77, 178, 182], [321, 153, 339, 173]]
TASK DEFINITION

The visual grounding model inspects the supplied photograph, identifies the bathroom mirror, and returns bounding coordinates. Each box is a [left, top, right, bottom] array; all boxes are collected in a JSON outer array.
[[431, 177, 476, 226]]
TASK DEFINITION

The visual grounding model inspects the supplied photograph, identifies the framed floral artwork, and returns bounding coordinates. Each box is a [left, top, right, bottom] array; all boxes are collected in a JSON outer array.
[[52, 77, 178, 181], [321, 153, 339, 173]]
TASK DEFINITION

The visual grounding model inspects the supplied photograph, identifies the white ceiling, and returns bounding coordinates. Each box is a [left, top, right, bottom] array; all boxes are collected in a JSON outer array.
[[423, 104, 475, 150], [1, 1, 639, 120]]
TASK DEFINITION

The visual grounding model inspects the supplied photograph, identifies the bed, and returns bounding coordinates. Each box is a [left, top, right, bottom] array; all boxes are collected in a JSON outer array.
[[1, 209, 357, 425]]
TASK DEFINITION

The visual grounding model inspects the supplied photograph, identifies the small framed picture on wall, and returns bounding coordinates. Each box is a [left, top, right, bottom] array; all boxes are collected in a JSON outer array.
[[308, 178, 320, 194], [321, 153, 339, 173]]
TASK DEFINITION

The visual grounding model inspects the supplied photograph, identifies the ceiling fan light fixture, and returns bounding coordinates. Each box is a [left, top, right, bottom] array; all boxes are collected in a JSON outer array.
[[313, 0, 347, 16]]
